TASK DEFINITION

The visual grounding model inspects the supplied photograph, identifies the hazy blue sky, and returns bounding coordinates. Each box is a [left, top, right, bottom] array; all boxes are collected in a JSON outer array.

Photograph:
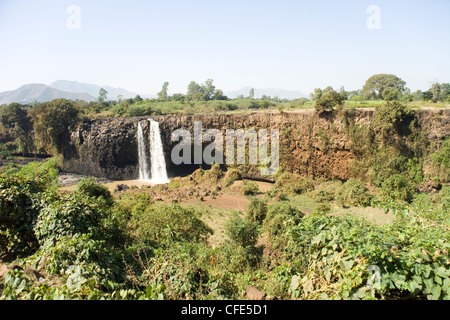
[[0, 0, 449, 96]]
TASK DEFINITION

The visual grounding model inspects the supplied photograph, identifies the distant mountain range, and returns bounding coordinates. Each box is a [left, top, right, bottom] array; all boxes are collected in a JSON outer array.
[[49, 80, 141, 100], [0, 80, 308, 105], [0, 84, 96, 105]]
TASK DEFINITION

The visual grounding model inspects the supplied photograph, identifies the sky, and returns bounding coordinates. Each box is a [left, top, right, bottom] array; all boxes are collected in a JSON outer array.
[[0, 0, 449, 96]]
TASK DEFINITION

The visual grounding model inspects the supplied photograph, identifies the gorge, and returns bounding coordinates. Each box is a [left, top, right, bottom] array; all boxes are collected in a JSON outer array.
[[62, 108, 450, 184]]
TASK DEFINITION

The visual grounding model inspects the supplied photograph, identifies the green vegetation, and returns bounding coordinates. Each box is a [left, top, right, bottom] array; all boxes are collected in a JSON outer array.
[[0, 74, 449, 301], [0, 156, 448, 300]]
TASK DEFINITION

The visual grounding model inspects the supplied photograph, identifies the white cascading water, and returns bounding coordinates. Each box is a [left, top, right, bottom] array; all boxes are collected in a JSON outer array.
[[148, 119, 169, 184], [137, 121, 150, 181]]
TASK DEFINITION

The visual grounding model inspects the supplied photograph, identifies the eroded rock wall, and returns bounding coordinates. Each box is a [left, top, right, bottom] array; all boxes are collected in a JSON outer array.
[[63, 109, 450, 181]]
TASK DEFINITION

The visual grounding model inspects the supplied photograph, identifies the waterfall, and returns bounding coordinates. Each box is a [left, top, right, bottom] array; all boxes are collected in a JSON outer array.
[[137, 119, 169, 184], [148, 119, 169, 184], [137, 121, 150, 181]]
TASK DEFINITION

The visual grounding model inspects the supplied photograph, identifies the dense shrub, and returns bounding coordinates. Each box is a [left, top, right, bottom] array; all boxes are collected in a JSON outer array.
[[246, 197, 267, 224], [336, 178, 372, 207], [315, 91, 345, 113], [75, 177, 114, 206], [274, 173, 315, 195], [288, 214, 450, 300], [430, 137, 450, 183], [130, 203, 213, 244], [371, 101, 414, 138], [380, 174, 415, 203], [0, 176, 45, 256], [34, 194, 103, 247], [312, 203, 332, 215], [241, 180, 259, 196], [264, 202, 304, 246], [225, 212, 259, 247], [31, 99, 80, 154]]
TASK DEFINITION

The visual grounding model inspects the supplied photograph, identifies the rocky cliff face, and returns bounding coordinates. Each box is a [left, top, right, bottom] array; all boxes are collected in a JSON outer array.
[[63, 109, 450, 181]]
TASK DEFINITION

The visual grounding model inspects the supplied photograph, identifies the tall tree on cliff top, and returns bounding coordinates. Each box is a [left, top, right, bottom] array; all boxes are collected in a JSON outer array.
[[158, 82, 169, 101], [362, 74, 406, 101], [98, 88, 108, 103]]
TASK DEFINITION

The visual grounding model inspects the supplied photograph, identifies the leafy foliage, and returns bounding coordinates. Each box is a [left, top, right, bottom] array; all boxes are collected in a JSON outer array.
[[31, 99, 79, 154], [315, 90, 345, 113], [288, 213, 450, 300], [336, 178, 372, 207], [225, 212, 259, 248], [241, 180, 259, 196], [246, 197, 267, 224], [362, 74, 407, 100], [129, 203, 213, 244]]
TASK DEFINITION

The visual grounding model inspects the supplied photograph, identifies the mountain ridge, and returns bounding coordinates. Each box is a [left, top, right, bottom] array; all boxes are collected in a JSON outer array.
[[0, 84, 96, 105], [49, 80, 142, 100]]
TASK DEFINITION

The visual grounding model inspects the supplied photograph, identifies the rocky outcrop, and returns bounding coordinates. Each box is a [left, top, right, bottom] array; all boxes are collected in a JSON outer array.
[[62, 109, 450, 181]]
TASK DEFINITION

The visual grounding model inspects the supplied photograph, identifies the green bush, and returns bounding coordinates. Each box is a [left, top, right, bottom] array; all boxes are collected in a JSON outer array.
[[31, 99, 80, 154], [34, 194, 103, 248], [75, 177, 114, 206], [264, 202, 304, 244], [312, 189, 335, 203], [130, 203, 213, 244], [246, 197, 267, 224], [371, 100, 414, 138], [221, 242, 262, 272], [274, 173, 315, 195], [380, 174, 415, 202], [312, 203, 332, 216], [225, 212, 259, 247], [224, 168, 241, 187], [287, 214, 450, 300], [337, 178, 372, 207], [242, 181, 259, 196], [0, 143, 11, 158], [431, 137, 450, 183], [315, 91, 345, 113], [0, 175, 45, 256]]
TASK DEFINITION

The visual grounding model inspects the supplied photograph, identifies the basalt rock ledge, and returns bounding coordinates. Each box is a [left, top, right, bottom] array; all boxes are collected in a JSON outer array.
[[62, 109, 450, 181]]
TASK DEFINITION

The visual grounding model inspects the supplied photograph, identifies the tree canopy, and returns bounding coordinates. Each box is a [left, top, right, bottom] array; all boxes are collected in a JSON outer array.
[[362, 74, 407, 101], [31, 99, 80, 154]]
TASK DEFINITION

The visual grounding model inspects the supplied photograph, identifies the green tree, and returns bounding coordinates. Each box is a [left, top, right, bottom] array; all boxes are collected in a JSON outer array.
[[382, 88, 401, 101], [315, 90, 345, 113], [312, 88, 322, 100], [339, 86, 349, 100], [202, 79, 216, 100], [362, 74, 406, 100], [157, 82, 169, 101], [186, 81, 204, 101], [98, 88, 108, 103], [439, 83, 450, 102], [430, 82, 441, 103], [249, 88, 255, 99], [422, 91, 433, 101], [31, 99, 79, 154], [225, 213, 259, 247], [212, 89, 228, 100], [0, 103, 33, 154], [133, 95, 143, 103]]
